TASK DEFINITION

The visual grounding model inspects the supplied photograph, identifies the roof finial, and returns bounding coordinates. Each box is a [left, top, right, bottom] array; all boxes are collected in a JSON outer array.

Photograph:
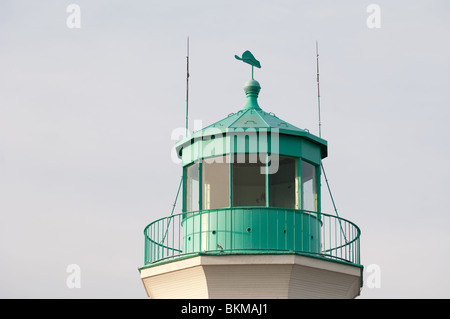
[[235, 50, 261, 80], [242, 79, 261, 110]]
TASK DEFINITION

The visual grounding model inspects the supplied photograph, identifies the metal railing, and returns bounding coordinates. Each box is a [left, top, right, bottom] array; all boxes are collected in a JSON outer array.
[[143, 207, 361, 267]]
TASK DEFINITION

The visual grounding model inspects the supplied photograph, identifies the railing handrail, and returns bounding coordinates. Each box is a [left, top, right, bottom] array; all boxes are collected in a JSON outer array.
[[143, 207, 361, 267]]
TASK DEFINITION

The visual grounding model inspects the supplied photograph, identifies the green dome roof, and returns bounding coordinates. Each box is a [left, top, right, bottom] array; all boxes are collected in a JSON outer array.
[[196, 79, 311, 133], [175, 79, 327, 158]]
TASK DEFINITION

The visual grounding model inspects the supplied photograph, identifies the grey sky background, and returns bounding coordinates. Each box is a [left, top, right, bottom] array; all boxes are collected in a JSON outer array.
[[1, 0, 449, 298]]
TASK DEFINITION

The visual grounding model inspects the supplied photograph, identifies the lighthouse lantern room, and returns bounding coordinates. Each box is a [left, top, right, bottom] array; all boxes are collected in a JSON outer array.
[[139, 51, 363, 299]]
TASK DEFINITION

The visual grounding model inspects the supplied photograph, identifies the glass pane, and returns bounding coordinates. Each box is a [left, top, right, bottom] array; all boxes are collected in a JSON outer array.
[[233, 154, 266, 206], [269, 156, 296, 209], [185, 163, 199, 212], [202, 156, 230, 209], [301, 161, 317, 212]]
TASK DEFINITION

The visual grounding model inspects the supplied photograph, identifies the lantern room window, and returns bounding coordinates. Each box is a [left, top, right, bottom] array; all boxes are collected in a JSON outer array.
[[232, 154, 266, 207], [301, 160, 317, 212], [202, 156, 230, 209], [185, 162, 199, 212], [269, 156, 297, 209], [185, 156, 318, 212]]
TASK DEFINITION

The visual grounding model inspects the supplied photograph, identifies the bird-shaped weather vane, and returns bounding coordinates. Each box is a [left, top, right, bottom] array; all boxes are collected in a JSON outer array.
[[235, 50, 261, 80]]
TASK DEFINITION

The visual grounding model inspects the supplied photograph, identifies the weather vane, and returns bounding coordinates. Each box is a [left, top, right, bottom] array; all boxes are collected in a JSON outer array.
[[235, 50, 261, 80]]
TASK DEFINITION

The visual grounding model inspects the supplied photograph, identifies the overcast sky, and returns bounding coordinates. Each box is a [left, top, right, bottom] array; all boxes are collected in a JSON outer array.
[[1, 0, 450, 298]]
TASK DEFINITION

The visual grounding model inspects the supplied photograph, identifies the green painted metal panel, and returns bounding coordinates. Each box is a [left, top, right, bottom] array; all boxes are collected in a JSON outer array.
[[198, 161, 203, 210], [278, 134, 302, 158], [181, 132, 324, 168], [143, 209, 361, 269], [300, 139, 322, 165], [181, 208, 321, 254]]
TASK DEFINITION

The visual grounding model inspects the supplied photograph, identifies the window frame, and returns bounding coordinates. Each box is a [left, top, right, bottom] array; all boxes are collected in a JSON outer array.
[[300, 159, 319, 212], [231, 153, 267, 207], [183, 154, 320, 213], [268, 155, 298, 209], [202, 155, 231, 210], [183, 161, 200, 213]]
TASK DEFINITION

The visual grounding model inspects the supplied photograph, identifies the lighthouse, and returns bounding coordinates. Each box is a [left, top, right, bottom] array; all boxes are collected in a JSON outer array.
[[139, 51, 363, 299]]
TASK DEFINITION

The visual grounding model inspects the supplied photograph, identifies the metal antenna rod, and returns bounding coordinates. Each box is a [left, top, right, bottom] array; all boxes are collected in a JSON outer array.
[[185, 36, 190, 137], [315, 42, 347, 243], [162, 37, 189, 245], [316, 41, 322, 138]]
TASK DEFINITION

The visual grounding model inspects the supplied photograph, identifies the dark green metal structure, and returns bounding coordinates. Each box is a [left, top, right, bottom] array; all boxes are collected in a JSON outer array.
[[140, 51, 361, 277]]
